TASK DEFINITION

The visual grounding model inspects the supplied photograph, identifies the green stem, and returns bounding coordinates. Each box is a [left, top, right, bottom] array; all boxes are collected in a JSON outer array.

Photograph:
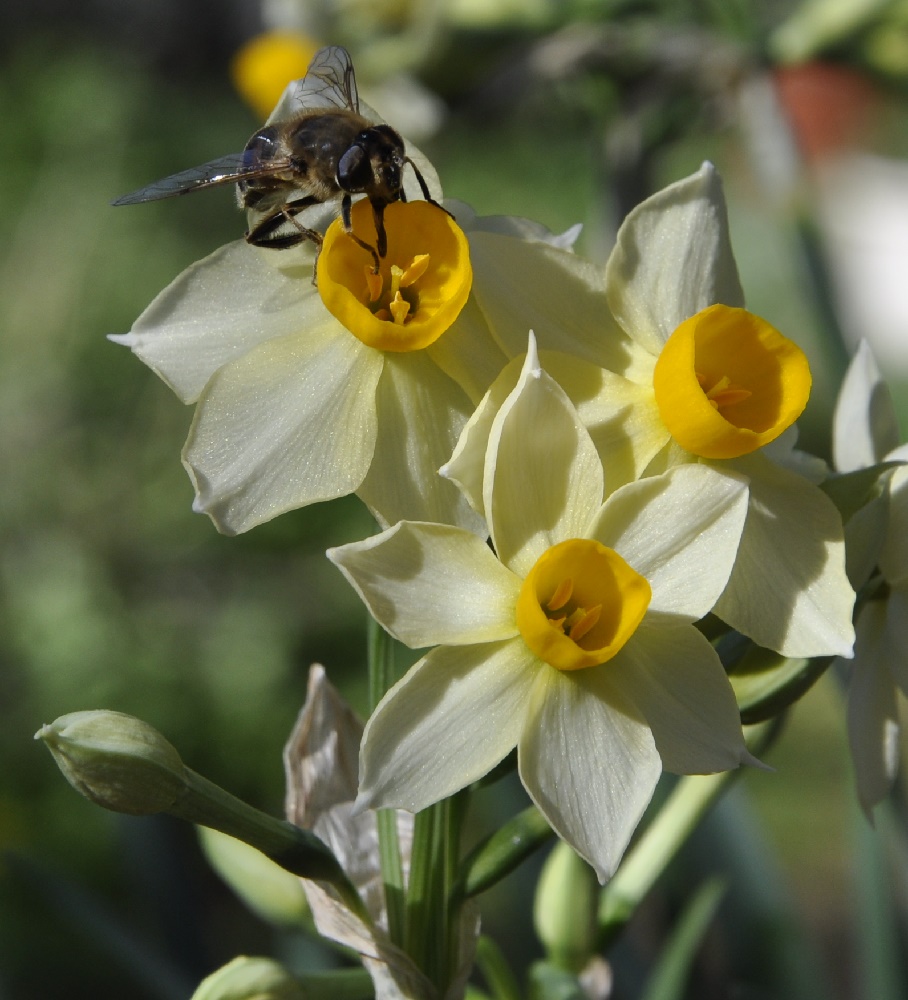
[[367, 618, 406, 945], [173, 768, 367, 922]]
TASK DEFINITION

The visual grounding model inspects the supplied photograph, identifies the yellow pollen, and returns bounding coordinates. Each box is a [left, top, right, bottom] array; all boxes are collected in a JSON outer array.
[[547, 578, 574, 612]]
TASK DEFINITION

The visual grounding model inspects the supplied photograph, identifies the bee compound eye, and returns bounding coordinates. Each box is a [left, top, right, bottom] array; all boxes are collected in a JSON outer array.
[[337, 145, 371, 192]]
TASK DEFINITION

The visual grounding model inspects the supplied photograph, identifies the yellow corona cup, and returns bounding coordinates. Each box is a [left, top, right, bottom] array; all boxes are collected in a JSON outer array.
[[516, 539, 652, 671], [318, 200, 472, 352], [653, 304, 811, 459]]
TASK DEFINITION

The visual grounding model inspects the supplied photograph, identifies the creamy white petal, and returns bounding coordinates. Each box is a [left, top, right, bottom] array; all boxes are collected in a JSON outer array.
[[486, 340, 604, 577], [542, 353, 670, 494], [327, 522, 521, 648], [357, 352, 486, 534], [880, 465, 908, 588], [518, 666, 661, 883], [833, 339, 899, 473], [846, 601, 900, 817], [441, 359, 522, 520], [605, 163, 745, 356], [453, 200, 582, 249], [357, 640, 537, 812], [425, 294, 510, 406], [110, 241, 322, 403], [468, 232, 631, 372], [615, 623, 747, 773], [589, 465, 749, 620], [712, 452, 855, 658], [184, 321, 382, 534]]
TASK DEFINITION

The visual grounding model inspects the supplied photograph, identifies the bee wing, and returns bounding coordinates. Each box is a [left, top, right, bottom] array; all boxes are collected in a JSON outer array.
[[112, 152, 293, 205], [266, 45, 360, 125]]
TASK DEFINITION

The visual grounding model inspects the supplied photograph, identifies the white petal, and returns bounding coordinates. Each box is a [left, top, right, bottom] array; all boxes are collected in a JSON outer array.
[[441, 359, 523, 520], [880, 465, 908, 587], [357, 641, 536, 812], [846, 601, 900, 817], [605, 163, 745, 356], [454, 201, 582, 250], [327, 522, 521, 648], [110, 241, 322, 403], [486, 340, 604, 577], [713, 453, 856, 657], [590, 465, 749, 619], [616, 624, 747, 773], [357, 352, 486, 534], [833, 339, 899, 472], [541, 352, 669, 494], [184, 322, 382, 534], [468, 232, 631, 372], [518, 667, 661, 883], [425, 293, 510, 406]]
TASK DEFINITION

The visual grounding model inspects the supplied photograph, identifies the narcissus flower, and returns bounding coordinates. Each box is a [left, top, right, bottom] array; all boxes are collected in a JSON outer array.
[[833, 340, 908, 816], [329, 341, 755, 882], [455, 164, 855, 659]]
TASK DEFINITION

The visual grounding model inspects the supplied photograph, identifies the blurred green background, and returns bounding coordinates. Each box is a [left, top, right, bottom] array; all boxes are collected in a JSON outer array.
[[3, 1, 908, 996]]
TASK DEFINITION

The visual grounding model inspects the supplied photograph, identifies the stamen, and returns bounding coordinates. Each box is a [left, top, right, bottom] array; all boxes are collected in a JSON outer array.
[[697, 372, 752, 411], [547, 578, 574, 612], [568, 605, 602, 642], [399, 254, 430, 287], [364, 267, 383, 303]]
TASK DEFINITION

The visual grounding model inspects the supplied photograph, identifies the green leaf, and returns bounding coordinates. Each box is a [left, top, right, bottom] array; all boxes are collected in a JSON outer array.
[[456, 805, 553, 900], [640, 877, 726, 1000], [197, 827, 310, 928], [475, 936, 522, 1000], [727, 645, 832, 724]]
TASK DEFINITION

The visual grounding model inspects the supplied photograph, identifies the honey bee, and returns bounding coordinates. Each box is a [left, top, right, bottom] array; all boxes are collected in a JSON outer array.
[[113, 46, 442, 271]]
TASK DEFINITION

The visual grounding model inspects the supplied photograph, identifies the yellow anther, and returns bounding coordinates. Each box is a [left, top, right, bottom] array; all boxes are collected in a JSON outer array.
[[364, 267, 383, 303], [568, 605, 602, 643], [400, 254, 430, 287], [547, 578, 574, 612]]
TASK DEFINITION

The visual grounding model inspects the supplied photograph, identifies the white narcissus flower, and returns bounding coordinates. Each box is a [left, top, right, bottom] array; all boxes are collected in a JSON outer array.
[[112, 66, 587, 537], [284, 664, 479, 1000], [454, 163, 856, 660], [833, 340, 908, 816], [329, 339, 756, 883]]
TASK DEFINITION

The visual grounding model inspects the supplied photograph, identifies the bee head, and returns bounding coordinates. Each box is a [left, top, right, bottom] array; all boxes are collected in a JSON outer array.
[[338, 125, 405, 202]]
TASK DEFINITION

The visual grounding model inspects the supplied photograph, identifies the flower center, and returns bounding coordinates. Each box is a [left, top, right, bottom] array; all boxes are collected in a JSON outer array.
[[317, 199, 472, 352], [516, 539, 651, 671], [652, 304, 812, 459]]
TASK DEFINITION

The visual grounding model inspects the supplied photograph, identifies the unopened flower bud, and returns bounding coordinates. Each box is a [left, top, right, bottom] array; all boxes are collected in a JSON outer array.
[[534, 840, 598, 971], [35, 710, 187, 815], [191, 956, 305, 1000]]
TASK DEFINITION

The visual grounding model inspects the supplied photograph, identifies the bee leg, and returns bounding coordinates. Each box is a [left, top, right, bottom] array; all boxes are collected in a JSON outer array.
[[404, 158, 455, 220], [341, 193, 381, 273], [245, 202, 323, 251]]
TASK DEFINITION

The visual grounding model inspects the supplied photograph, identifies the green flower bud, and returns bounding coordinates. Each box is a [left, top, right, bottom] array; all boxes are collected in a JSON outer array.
[[534, 841, 598, 972], [191, 956, 305, 1000], [35, 710, 187, 815]]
